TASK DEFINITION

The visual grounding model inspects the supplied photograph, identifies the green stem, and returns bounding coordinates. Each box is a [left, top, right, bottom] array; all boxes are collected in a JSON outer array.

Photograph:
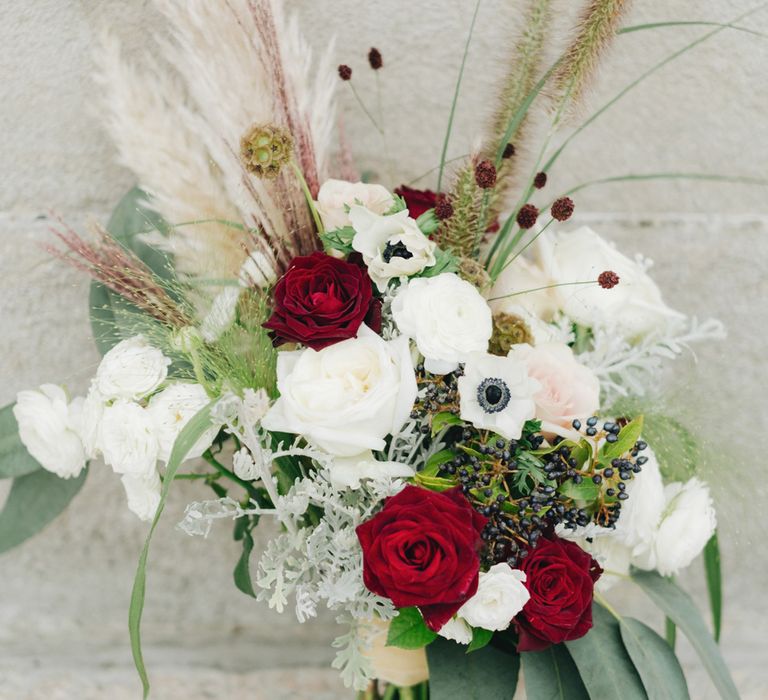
[[201, 451, 255, 495], [290, 161, 324, 234], [487, 279, 596, 303], [666, 616, 677, 649], [381, 684, 397, 700], [399, 687, 417, 700], [173, 472, 216, 481], [348, 82, 383, 135]]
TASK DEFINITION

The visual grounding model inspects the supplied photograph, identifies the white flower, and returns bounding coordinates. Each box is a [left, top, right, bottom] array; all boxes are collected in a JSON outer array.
[[147, 383, 219, 463], [121, 470, 162, 521], [578, 536, 632, 593], [635, 478, 716, 576], [349, 205, 437, 291], [200, 286, 241, 342], [489, 253, 560, 321], [538, 227, 684, 339], [393, 274, 493, 374], [328, 451, 415, 489], [73, 384, 105, 459], [457, 564, 529, 631], [261, 326, 417, 456], [13, 384, 87, 478], [438, 616, 473, 645], [458, 352, 538, 440], [95, 335, 171, 400], [99, 400, 158, 478], [316, 179, 395, 231], [360, 617, 429, 687], [507, 343, 600, 438]]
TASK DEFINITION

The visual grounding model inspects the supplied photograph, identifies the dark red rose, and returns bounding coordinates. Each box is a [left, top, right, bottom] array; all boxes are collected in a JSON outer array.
[[516, 536, 602, 651], [263, 252, 380, 350], [394, 185, 437, 219], [356, 485, 486, 631]]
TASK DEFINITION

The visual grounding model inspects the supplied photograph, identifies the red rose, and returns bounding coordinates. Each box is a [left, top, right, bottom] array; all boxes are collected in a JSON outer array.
[[263, 252, 380, 350], [516, 536, 602, 651], [356, 485, 486, 631], [394, 185, 436, 219]]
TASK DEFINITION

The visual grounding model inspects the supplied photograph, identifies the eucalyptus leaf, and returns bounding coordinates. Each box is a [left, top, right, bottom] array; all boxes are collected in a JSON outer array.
[[565, 605, 645, 699], [632, 569, 738, 699], [522, 644, 589, 700], [619, 617, 689, 699], [0, 468, 87, 553], [427, 636, 519, 700], [387, 607, 437, 650], [0, 403, 42, 479]]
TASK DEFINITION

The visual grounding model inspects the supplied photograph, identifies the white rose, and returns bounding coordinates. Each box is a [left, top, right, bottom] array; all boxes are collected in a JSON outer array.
[[328, 451, 415, 489], [507, 343, 600, 438], [634, 478, 716, 576], [121, 470, 161, 522], [458, 352, 538, 440], [393, 274, 493, 374], [537, 227, 684, 339], [95, 335, 171, 400], [147, 383, 219, 463], [316, 179, 395, 231], [349, 205, 437, 291], [457, 564, 530, 631], [13, 384, 87, 478], [359, 617, 429, 687], [489, 253, 560, 321], [438, 616, 473, 645], [261, 326, 417, 457], [100, 400, 159, 477]]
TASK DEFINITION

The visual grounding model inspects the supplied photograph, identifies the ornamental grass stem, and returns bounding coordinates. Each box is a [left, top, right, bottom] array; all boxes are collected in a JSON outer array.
[[347, 81, 384, 135], [487, 279, 597, 303], [290, 161, 324, 234]]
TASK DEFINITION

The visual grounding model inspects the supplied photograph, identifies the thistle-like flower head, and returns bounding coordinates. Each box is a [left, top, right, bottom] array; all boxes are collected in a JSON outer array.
[[240, 123, 293, 179]]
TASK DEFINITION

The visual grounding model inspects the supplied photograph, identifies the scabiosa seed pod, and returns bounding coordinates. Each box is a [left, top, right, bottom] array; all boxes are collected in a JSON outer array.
[[434, 195, 454, 220], [489, 312, 534, 356], [475, 160, 497, 189], [368, 47, 383, 70], [240, 123, 293, 179], [502, 143, 516, 159], [338, 64, 353, 80], [516, 203, 539, 229], [598, 270, 620, 289], [551, 197, 575, 222], [533, 172, 547, 189], [458, 257, 492, 293]]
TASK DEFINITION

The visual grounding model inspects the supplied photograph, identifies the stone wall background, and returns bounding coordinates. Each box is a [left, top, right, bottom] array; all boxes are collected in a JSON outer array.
[[1, 1, 767, 698]]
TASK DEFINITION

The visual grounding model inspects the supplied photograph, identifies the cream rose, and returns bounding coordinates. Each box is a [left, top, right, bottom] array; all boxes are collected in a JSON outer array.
[[507, 342, 600, 438], [349, 205, 437, 291], [316, 179, 395, 231], [13, 384, 87, 478], [121, 470, 161, 521], [393, 273, 493, 374], [360, 617, 429, 687], [456, 563, 529, 631], [95, 335, 171, 400], [99, 400, 159, 477], [261, 326, 417, 457]]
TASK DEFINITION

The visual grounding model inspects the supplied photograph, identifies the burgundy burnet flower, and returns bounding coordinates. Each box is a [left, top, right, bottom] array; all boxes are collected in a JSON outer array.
[[515, 535, 602, 651], [598, 270, 620, 289], [338, 64, 352, 81], [516, 203, 539, 229], [356, 485, 487, 631], [263, 252, 380, 350], [551, 196, 575, 222]]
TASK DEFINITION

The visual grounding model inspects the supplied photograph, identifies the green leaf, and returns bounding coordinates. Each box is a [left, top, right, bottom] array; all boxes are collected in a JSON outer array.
[[565, 605, 646, 700], [632, 569, 739, 700], [386, 607, 437, 650], [319, 225, 356, 255], [599, 416, 644, 463], [666, 617, 677, 649], [416, 209, 439, 235], [423, 449, 457, 477], [704, 533, 722, 642], [522, 644, 589, 700], [427, 636, 520, 700], [0, 404, 42, 479], [0, 468, 87, 553], [558, 478, 600, 502], [233, 527, 256, 598], [467, 627, 493, 653], [413, 473, 455, 492], [129, 402, 215, 699], [419, 247, 459, 278], [619, 616, 689, 699], [431, 411, 462, 436], [640, 414, 699, 481]]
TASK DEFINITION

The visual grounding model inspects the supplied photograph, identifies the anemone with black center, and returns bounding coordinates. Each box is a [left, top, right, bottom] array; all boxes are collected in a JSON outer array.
[[382, 240, 414, 263], [476, 377, 511, 414]]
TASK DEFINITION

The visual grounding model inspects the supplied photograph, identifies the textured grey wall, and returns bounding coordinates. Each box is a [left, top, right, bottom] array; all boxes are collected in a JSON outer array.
[[1, 1, 767, 698]]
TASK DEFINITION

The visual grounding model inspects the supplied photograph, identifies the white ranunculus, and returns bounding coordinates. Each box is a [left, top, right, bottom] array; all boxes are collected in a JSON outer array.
[[121, 470, 161, 521], [147, 383, 219, 463], [360, 617, 429, 687], [95, 335, 171, 400], [635, 478, 716, 576], [261, 326, 417, 457], [13, 384, 87, 478], [438, 616, 473, 645], [316, 179, 395, 231], [458, 352, 539, 440], [73, 384, 105, 459], [349, 205, 437, 291], [99, 400, 159, 478], [537, 227, 684, 339], [393, 274, 493, 374], [507, 342, 600, 438], [578, 535, 632, 593], [457, 563, 530, 631], [489, 253, 560, 321], [328, 451, 415, 489]]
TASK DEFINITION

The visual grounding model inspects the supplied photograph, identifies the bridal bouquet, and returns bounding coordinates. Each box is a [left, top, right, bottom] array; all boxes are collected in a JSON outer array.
[[2, 0, 756, 698]]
